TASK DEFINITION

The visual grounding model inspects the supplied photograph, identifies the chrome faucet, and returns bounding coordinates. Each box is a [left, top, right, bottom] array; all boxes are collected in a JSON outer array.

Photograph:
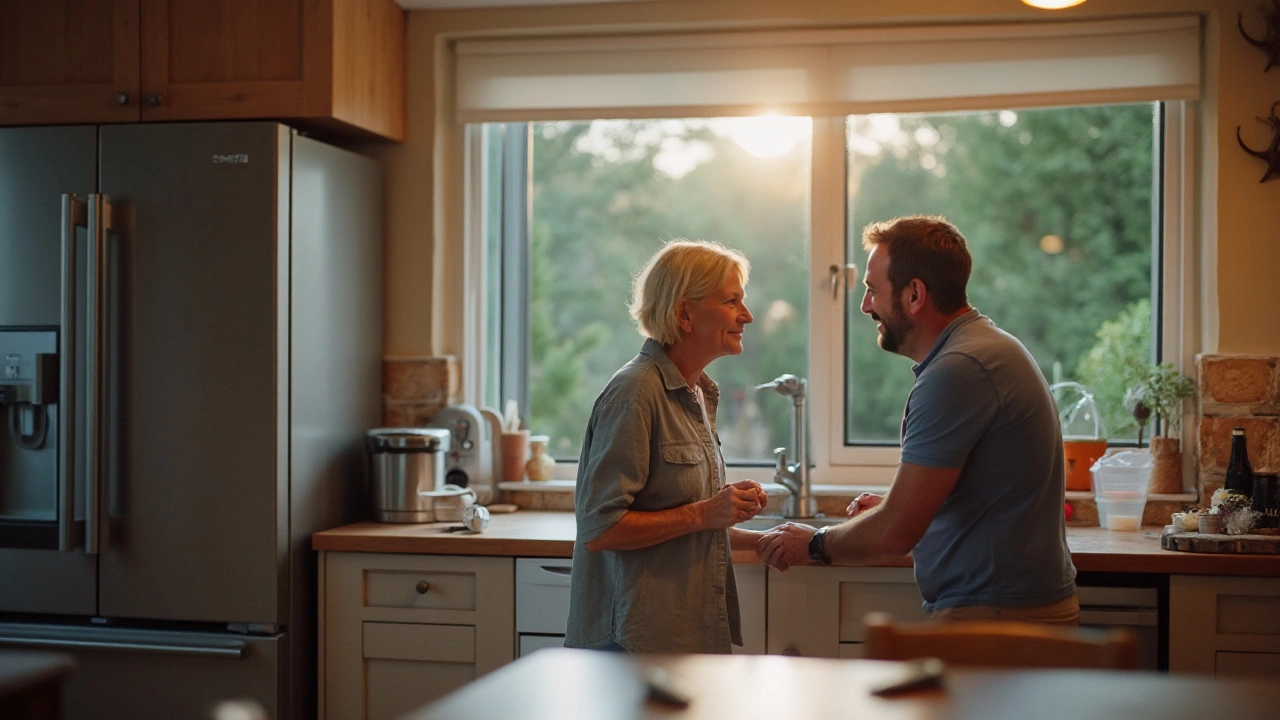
[[756, 374, 817, 518]]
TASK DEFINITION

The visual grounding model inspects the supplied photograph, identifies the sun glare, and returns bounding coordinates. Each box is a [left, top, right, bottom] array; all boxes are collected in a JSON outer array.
[[722, 115, 810, 158]]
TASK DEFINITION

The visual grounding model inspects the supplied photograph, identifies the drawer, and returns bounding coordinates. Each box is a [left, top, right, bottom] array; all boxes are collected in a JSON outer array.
[[363, 622, 476, 663], [837, 577, 928, 642], [366, 569, 477, 611]]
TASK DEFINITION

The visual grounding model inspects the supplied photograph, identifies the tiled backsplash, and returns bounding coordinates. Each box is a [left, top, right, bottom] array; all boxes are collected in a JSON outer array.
[[1196, 354, 1280, 507]]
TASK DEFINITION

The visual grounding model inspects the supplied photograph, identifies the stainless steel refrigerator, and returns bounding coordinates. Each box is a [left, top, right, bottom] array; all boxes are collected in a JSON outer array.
[[0, 122, 383, 719]]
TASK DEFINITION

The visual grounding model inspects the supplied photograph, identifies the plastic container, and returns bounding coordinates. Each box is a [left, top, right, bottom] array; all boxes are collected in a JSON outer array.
[[1091, 450, 1153, 531], [1051, 382, 1108, 492]]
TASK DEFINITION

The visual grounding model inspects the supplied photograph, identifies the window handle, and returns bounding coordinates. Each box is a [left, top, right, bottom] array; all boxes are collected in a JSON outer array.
[[830, 263, 858, 301]]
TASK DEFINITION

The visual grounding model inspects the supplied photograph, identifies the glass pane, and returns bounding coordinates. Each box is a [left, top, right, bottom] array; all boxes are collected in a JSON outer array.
[[844, 105, 1156, 446], [517, 117, 812, 462]]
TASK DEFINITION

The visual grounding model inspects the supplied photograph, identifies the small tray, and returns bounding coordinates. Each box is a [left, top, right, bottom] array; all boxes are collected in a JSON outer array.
[[1160, 526, 1280, 554]]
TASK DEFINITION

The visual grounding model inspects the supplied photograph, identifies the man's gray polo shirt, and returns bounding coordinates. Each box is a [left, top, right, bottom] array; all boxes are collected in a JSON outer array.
[[902, 310, 1077, 613]]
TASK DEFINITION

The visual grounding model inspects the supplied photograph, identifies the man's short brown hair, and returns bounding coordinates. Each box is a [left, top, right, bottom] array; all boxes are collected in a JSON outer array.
[[861, 215, 972, 314]]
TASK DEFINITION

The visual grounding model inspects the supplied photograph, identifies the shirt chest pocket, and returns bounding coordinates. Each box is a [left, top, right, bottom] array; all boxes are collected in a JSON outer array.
[[657, 440, 710, 499]]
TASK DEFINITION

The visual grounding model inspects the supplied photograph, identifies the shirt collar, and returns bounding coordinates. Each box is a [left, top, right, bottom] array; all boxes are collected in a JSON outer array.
[[912, 308, 982, 377], [640, 338, 720, 402]]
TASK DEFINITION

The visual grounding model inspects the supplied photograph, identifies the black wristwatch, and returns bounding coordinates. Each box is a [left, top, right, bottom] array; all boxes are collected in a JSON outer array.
[[808, 526, 832, 565]]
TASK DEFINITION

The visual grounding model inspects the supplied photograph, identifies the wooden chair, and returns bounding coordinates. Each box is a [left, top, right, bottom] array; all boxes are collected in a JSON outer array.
[[862, 612, 1140, 670]]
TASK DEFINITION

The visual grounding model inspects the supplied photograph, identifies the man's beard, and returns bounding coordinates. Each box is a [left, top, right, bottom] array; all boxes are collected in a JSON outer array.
[[871, 299, 909, 355]]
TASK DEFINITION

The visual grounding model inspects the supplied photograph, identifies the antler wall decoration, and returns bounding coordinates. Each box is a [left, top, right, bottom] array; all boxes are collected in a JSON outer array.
[[1237, 102, 1280, 183], [1239, 0, 1280, 71], [1237, 2, 1280, 182]]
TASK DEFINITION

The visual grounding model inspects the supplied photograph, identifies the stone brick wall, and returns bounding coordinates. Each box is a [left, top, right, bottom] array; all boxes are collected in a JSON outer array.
[[1197, 354, 1280, 507], [381, 356, 459, 427]]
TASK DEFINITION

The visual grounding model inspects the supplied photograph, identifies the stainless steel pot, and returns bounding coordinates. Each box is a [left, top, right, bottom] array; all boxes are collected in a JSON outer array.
[[367, 428, 451, 523]]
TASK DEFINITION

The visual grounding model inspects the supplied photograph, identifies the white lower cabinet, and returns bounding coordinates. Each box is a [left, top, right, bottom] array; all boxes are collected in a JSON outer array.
[[1169, 574, 1280, 677], [767, 566, 927, 658], [320, 552, 515, 720], [733, 563, 767, 654]]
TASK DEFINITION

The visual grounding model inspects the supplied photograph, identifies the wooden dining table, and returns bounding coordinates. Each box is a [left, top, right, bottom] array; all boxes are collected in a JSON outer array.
[[401, 647, 1280, 720]]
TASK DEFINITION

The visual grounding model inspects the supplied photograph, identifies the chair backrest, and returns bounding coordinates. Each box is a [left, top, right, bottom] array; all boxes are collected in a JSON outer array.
[[862, 612, 1140, 670]]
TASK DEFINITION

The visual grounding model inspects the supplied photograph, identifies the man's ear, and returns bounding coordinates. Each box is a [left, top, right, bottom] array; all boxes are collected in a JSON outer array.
[[905, 278, 929, 314]]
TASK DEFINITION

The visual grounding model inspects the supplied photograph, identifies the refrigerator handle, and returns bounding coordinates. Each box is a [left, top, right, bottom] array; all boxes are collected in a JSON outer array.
[[59, 194, 86, 552], [0, 634, 249, 660], [85, 193, 113, 555]]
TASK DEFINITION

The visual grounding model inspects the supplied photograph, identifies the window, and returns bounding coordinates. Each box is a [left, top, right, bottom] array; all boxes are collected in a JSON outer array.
[[479, 118, 812, 465], [456, 18, 1201, 483]]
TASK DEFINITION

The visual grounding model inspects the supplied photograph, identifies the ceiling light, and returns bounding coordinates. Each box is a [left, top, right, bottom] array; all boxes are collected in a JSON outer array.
[[1022, 0, 1087, 8]]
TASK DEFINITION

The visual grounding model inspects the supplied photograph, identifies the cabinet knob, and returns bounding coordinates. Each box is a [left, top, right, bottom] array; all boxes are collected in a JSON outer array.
[[781, 646, 801, 657], [147, 93, 162, 107], [416, 581, 431, 594], [115, 92, 130, 106]]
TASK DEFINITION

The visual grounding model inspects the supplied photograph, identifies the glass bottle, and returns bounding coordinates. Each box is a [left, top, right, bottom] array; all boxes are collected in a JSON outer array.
[[1223, 427, 1254, 498]]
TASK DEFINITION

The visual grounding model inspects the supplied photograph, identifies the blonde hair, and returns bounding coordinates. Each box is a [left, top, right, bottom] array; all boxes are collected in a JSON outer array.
[[629, 239, 750, 345]]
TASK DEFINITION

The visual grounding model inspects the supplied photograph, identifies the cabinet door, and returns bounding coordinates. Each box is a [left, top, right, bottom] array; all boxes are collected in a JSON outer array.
[[767, 566, 924, 658], [0, 0, 141, 125], [363, 622, 477, 720], [1169, 574, 1280, 675], [138, 0, 328, 122], [321, 552, 515, 720]]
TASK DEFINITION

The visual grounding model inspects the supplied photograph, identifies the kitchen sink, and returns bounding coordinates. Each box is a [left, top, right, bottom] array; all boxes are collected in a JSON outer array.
[[736, 515, 848, 531]]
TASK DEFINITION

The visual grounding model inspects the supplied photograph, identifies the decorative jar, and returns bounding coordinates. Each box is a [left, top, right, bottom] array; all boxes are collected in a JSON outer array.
[[525, 435, 556, 481]]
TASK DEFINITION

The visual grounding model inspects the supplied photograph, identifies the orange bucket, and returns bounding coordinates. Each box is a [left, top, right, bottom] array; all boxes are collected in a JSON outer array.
[[1064, 439, 1108, 491]]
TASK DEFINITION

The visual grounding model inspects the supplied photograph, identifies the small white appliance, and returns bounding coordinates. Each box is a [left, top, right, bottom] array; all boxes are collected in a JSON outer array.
[[430, 404, 494, 504]]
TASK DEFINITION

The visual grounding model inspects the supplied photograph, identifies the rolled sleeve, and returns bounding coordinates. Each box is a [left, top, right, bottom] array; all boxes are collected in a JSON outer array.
[[575, 398, 652, 544]]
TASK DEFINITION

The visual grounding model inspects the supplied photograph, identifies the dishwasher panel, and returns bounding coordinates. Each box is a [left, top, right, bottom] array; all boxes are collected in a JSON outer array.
[[516, 558, 572, 655]]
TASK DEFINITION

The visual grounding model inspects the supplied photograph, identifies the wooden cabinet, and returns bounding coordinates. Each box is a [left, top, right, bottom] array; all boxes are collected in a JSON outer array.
[[320, 552, 515, 720], [0, 0, 404, 141], [1168, 574, 1280, 677], [767, 566, 927, 658]]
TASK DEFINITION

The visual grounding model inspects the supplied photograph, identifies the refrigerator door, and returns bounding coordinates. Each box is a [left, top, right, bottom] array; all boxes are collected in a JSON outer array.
[[0, 126, 97, 615], [0, 622, 284, 720], [96, 123, 289, 624]]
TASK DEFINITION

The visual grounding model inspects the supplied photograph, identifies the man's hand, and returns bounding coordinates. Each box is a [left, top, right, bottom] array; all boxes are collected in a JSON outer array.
[[755, 522, 818, 572], [699, 480, 766, 529], [846, 492, 883, 517]]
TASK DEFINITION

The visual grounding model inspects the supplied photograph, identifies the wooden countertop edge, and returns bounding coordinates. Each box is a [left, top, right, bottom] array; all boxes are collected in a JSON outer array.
[[313, 515, 1280, 576]]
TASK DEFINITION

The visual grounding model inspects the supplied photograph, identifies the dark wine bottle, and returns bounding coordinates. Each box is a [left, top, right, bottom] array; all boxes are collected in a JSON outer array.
[[1223, 427, 1254, 498]]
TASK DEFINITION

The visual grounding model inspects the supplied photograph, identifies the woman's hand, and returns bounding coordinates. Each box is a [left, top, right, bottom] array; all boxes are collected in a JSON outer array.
[[699, 481, 766, 529], [846, 492, 883, 518]]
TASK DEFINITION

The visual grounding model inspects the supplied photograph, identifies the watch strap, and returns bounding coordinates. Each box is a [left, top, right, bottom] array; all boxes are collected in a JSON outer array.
[[808, 526, 832, 565]]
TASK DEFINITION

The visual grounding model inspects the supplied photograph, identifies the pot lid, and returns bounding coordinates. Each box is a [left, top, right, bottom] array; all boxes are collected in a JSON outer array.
[[366, 427, 451, 452]]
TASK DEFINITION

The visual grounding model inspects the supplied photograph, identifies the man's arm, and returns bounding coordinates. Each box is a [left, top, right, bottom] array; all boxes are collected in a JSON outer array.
[[756, 462, 960, 569]]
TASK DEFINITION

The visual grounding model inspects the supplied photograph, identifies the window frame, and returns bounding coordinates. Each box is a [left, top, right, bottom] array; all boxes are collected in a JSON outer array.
[[454, 15, 1204, 486]]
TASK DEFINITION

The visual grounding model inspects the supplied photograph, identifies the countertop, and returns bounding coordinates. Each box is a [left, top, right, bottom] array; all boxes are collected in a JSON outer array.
[[312, 511, 1280, 576]]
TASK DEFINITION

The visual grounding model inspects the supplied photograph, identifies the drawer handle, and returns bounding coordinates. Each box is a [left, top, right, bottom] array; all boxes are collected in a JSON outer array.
[[416, 581, 432, 595]]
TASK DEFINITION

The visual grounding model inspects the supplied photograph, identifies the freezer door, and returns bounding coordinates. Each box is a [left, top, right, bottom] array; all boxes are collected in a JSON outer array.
[[0, 622, 283, 720], [96, 123, 289, 624], [0, 126, 97, 615]]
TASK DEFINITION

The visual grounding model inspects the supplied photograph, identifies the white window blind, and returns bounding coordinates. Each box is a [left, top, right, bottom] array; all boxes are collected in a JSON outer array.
[[454, 16, 1201, 121]]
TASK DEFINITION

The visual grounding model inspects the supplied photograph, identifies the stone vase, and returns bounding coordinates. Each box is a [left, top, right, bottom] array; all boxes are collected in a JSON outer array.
[[1149, 436, 1184, 494]]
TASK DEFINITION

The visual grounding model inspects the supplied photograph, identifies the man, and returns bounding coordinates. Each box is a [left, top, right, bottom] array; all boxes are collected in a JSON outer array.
[[757, 215, 1078, 624]]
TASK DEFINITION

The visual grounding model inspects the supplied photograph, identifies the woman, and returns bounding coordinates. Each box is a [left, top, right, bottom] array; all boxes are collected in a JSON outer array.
[[565, 239, 769, 654]]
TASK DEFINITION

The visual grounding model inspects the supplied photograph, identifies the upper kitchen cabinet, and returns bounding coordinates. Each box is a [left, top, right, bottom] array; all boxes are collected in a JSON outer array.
[[0, 1, 141, 125], [0, 0, 406, 142]]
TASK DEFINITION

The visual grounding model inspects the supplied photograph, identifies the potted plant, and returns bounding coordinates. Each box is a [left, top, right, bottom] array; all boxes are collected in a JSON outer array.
[[1125, 363, 1195, 494]]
